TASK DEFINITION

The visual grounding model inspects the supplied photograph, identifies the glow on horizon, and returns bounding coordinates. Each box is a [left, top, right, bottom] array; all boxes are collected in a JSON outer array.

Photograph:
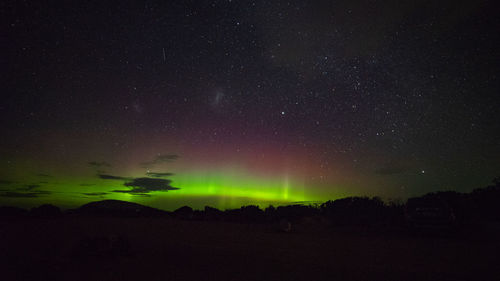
[[90, 168, 324, 210], [0, 163, 332, 210], [154, 168, 316, 208]]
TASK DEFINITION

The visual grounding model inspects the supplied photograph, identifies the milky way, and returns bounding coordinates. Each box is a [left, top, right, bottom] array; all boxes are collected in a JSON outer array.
[[1, 0, 499, 210]]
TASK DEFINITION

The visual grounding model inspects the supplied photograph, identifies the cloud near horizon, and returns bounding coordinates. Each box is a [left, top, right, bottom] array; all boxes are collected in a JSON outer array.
[[145, 172, 175, 178], [98, 174, 129, 180], [24, 184, 41, 190], [140, 154, 179, 168], [82, 192, 109, 196], [0, 190, 52, 198], [0, 180, 15, 185], [88, 161, 111, 168], [111, 177, 179, 195], [0, 183, 52, 198]]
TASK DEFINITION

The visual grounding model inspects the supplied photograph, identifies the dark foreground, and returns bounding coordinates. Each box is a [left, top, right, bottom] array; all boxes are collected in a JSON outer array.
[[1, 218, 499, 281]]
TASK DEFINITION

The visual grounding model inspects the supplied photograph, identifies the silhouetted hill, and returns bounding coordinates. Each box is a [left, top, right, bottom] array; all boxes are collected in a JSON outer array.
[[30, 204, 62, 218], [0, 206, 28, 218], [172, 205, 194, 219], [70, 200, 170, 218]]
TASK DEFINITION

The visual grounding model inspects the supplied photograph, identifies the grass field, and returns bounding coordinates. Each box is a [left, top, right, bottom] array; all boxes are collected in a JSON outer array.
[[1, 218, 498, 281]]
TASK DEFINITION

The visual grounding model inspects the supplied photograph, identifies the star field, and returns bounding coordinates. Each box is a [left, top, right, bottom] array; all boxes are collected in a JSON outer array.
[[1, 0, 499, 210]]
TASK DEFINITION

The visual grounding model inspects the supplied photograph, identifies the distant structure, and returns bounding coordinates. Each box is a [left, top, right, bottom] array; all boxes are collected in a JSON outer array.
[[279, 218, 292, 232]]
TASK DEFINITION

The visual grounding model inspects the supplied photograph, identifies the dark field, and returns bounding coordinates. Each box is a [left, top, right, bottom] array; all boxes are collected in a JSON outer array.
[[1, 218, 499, 281]]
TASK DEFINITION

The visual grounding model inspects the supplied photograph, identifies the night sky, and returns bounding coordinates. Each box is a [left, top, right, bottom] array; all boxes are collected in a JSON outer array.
[[1, 0, 499, 210]]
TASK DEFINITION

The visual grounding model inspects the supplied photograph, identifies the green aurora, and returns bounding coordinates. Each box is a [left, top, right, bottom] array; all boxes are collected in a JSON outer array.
[[0, 161, 332, 210]]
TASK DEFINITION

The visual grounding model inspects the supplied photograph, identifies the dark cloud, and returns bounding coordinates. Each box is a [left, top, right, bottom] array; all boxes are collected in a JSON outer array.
[[145, 172, 174, 178], [0, 180, 14, 185], [98, 174, 128, 180], [15, 184, 41, 191], [88, 161, 111, 168], [39, 181, 49, 184], [112, 177, 179, 195], [0, 190, 51, 198], [155, 154, 179, 162], [0, 192, 39, 198], [82, 192, 109, 196], [24, 184, 41, 190], [140, 154, 179, 167], [110, 190, 151, 197], [37, 174, 52, 177], [124, 178, 179, 191]]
